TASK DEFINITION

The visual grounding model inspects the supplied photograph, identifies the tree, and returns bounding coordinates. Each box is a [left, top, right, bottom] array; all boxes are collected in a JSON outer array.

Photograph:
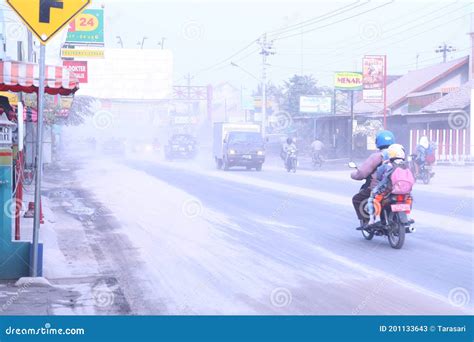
[[58, 96, 96, 126], [252, 82, 284, 104], [24, 94, 96, 126], [281, 75, 332, 116]]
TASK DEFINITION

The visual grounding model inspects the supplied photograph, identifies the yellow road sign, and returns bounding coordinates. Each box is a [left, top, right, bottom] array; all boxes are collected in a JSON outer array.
[[6, 0, 91, 44]]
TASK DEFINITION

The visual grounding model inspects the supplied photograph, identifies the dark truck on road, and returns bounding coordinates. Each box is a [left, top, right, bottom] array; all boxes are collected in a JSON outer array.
[[213, 122, 265, 171]]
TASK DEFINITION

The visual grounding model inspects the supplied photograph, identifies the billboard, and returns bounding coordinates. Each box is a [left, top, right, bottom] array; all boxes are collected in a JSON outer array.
[[63, 61, 88, 83], [61, 47, 104, 59], [66, 9, 104, 45], [299, 96, 332, 114], [362, 55, 385, 103], [77, 49, 173, 100], [334, 72, 363, 91]]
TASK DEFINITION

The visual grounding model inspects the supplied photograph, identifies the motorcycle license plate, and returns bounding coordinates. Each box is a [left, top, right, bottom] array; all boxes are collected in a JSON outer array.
[[391, 203, 411, 212], [243, 155, 252, 159]]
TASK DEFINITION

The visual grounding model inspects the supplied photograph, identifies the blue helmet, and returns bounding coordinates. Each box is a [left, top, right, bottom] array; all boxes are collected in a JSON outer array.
[[375, 130, 395, 149]]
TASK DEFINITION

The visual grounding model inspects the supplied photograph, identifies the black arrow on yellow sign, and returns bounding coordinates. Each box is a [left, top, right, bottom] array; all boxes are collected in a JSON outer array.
[[39, 0, 64, 23]]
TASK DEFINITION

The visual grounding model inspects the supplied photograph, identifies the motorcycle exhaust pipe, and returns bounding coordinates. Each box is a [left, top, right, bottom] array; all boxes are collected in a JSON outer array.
[[406, 226, 416, 233]]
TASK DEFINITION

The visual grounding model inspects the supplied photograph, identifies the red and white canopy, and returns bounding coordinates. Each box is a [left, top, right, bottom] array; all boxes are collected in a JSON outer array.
[[0, 60, 79, 96]]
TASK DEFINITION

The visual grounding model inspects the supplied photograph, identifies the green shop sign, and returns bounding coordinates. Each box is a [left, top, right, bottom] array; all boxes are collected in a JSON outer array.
[[66, 9, 104, 45]]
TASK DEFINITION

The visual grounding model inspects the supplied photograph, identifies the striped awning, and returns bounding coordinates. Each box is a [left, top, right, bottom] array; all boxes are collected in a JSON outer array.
[[0, 60, 79, 96]]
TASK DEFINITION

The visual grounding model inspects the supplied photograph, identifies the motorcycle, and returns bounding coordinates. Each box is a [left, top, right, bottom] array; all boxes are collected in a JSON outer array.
[[349, 162, 415, 249], [286, 148, 298, 173], [409, 154, 435, 184], [312, 151, 324, 168]]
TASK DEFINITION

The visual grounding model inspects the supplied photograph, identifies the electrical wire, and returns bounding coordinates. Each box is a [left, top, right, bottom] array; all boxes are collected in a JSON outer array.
[[267, 1, 366, 38], [273, 1, 395, 41]]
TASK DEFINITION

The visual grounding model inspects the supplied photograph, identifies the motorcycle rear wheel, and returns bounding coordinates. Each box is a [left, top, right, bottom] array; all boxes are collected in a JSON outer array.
[[387, 213, 405, 249], [422, 171, 430, 184]]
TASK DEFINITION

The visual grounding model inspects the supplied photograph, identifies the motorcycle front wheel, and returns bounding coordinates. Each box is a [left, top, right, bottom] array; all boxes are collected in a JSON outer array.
[[361, 229, 374, 240]]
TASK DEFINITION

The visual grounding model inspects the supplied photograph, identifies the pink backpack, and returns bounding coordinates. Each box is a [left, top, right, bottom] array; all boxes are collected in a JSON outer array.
[[390, 164, 415, 194]]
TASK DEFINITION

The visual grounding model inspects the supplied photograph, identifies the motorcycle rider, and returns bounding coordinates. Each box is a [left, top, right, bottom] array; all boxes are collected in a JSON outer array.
[[351, 130, 395, 228], [283, 137, 297, 168], [413, 136, 437, 178], [367, 143, 407, 225], [413, 136, 429, 177], [311, 138, 325, 164]]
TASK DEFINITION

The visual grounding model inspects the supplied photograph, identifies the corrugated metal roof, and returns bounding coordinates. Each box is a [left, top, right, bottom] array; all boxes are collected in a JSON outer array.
[[354, 56, 469, 114], [422, 80, 472, 112]]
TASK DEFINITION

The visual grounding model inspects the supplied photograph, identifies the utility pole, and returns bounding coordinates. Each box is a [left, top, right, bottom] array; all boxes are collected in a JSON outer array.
[[185, 72, 193, 115], [116, 36, 124, 48], [435, 43, 456, 63], [138, 37, 148, 49], [158, 37, 166, 49], [257, 33, 274, 137], [27, 31, 33, 62]]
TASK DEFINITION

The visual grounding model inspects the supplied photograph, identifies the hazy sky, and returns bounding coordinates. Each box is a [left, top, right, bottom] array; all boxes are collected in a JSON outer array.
[[3, 0, 471, 91], [99, 0, 471, 90]]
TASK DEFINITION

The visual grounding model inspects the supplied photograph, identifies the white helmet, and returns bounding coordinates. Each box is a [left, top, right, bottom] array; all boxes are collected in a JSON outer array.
[[387, 143, 405, 160], [419, 136, 429, 149]]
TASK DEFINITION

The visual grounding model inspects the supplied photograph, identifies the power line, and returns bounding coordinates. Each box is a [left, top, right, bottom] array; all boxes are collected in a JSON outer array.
[[273, 1, 395, 41], [314, 8, 469, 70], [279, 1, 461, 54], [267, 1, 367, 38], [191, 2, 365, 79], [192, 39, 258, 77]]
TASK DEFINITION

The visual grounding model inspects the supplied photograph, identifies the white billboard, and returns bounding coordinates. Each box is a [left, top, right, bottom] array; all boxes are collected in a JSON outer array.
[[77, 48, 173, 100], [299, 96, 332, 114]]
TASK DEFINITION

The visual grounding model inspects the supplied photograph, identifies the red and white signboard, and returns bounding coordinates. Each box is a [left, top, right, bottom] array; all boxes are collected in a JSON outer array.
[[362, 55, 385, 103], [63, 61, 88, 84]]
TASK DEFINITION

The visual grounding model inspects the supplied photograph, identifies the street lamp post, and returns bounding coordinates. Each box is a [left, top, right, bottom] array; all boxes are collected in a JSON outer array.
[[138, 37, 148, 49], [116, 36, 124, 48]]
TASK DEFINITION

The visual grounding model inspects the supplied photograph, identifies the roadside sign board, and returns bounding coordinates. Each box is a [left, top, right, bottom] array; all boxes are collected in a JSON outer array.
[[362, 55, 385, 103], [61, 47, 104, 59], [334, 72, 363, 91], [66, 9, 104, 45], [63, 61, 88, 83], [6, 0, 91, 44], [299, 96, 332, 114]]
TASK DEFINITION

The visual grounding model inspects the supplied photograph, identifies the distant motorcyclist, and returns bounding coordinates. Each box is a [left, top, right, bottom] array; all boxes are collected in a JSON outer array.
[[351, 130, 395, 227], [283, 137, 297, 168], [413, 136, 436, 177], [311, 138, 325, 162]]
